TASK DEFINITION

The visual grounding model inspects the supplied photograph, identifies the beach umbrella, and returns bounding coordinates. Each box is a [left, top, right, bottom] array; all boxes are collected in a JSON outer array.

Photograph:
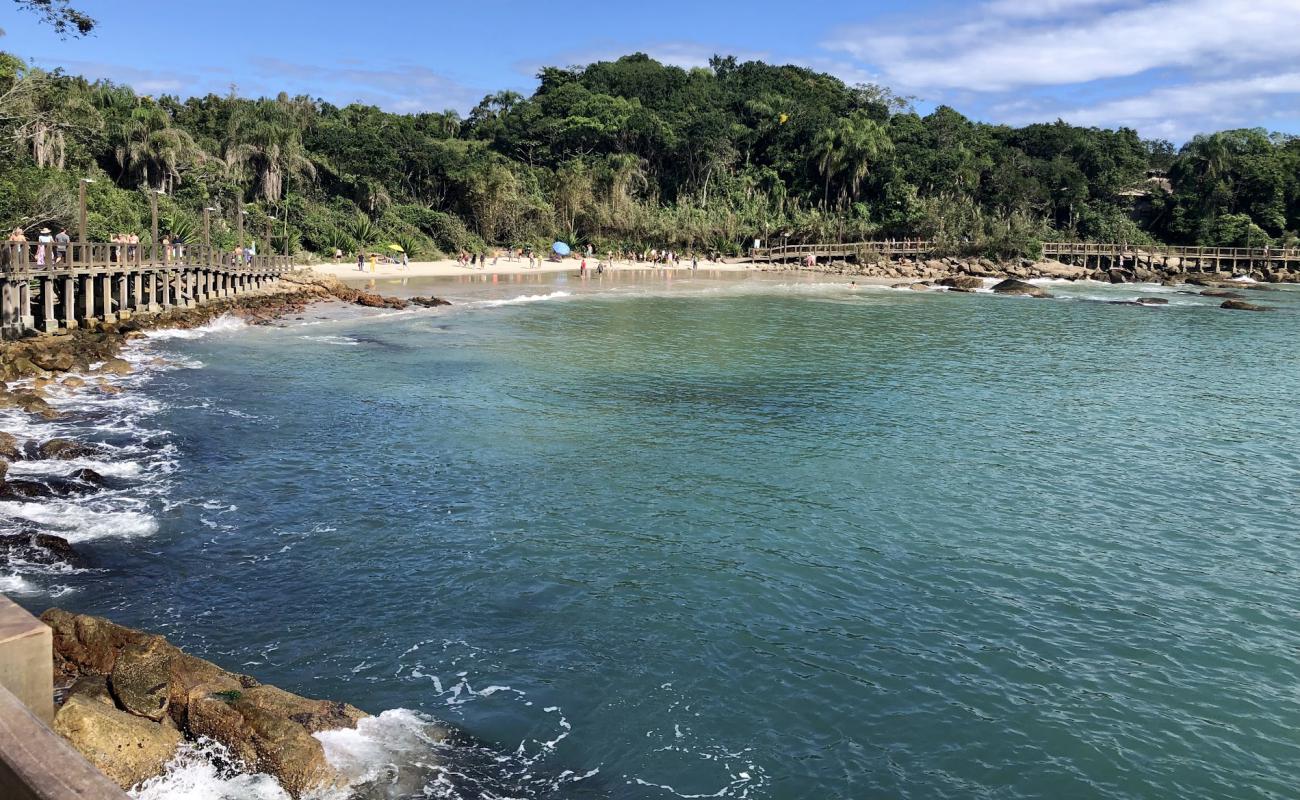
[[551, 241, 571, 256], [386, 243, 404, 252]]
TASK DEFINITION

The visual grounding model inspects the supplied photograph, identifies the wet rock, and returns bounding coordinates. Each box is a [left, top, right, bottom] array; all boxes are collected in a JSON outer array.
[[43, 609, 370, 799], [188, 687, 352, 798], [0, 431, 19, 460], [53, 693, 183, 790], [96, 358, 133, 376], [409, 296, 452, 308], [1221, 300, 1270, 312], [938, 276, 984, 291], [39, 438, 102, 460], [0, 478, 58, 500], [0, 532, 81, 567], [1135, 298, 1169, 305], [991, 279, 1051, 298], [1200, 289, 1244, 298]]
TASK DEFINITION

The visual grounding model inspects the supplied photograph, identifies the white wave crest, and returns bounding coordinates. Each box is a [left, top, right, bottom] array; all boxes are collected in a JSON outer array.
[[475, 291, 572, 308], [0, 501, 157, 543], [130, 739, 291, 800], [145, 315, 248, 340]]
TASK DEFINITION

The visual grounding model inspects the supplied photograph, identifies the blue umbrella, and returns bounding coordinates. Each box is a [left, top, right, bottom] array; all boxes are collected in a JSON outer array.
[[552, 241, 571, 256]]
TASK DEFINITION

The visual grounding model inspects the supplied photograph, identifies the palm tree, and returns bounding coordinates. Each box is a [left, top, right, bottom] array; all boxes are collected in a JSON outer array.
[[812, 112, 892, 209], [223, 98, 317, 203], [113, 105, 202, 191]]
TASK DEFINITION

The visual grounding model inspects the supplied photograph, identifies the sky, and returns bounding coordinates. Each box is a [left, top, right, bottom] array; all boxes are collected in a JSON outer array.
[[2, 0, 1299, 143]]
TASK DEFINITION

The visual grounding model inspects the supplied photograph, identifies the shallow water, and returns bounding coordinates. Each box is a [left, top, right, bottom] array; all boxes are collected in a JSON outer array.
[[6, 275, 1300, 799]]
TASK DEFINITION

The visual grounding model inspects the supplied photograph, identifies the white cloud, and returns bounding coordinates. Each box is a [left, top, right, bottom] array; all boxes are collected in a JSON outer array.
[[1004, 72, 1300, 140], [826, 0, 1300, 92]]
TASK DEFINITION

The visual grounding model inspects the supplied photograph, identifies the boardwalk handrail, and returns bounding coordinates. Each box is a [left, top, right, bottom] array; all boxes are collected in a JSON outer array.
[[0, 241, 294, 275], [751, 239, 1300, 265], [0, 241, 294, 339]]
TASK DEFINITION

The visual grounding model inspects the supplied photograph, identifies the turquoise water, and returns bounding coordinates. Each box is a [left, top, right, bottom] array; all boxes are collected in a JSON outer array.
[[6, 274, 1300, 799]]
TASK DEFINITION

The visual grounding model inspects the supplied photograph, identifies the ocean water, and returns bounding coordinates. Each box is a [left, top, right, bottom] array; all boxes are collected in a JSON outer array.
[[4, 273, 1300, 799]]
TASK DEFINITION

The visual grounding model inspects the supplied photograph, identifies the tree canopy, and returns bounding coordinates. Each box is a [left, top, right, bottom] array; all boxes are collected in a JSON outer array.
[[1, 49, 1297, 259]]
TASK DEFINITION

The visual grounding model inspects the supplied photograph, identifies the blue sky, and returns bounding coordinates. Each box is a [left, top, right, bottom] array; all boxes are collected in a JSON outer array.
[[3, 0, 1299, 142]]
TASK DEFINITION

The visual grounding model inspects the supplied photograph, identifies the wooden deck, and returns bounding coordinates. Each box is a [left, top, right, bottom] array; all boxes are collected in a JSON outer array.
[[751, 240, 1300, 273], [0, 242, 294, 339]]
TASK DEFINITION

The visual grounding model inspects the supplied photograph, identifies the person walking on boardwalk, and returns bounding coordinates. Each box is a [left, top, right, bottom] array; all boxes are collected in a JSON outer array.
[[36, 228, 53, 266], [54, 228, 69, 264]]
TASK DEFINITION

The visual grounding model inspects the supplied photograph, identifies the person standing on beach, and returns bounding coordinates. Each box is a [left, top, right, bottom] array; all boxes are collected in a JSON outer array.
[[357, 251, 364, 271]]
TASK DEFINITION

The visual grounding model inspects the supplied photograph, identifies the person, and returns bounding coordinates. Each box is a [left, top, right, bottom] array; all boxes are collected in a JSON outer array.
[[368, 252, 378, 272], [357, 251, 364, 271], [334, 247, 343, 263], [128, 232, 139, 262], [6, 227, 26, 268], [161, 235, 172, 264], [579, 256, 587, 276], [692, 253, 698, 271], [54, 228, 70, 264], [36, 228, 53, 266], [402, 251, 409, 268]]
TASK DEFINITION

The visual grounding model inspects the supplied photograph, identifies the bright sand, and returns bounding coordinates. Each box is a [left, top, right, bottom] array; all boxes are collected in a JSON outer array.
[[310, 256, 757, 280]]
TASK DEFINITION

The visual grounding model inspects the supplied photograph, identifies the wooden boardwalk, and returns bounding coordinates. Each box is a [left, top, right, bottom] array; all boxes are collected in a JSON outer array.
[[751, 240, 1300, 273], [0, 242, 293, 339]]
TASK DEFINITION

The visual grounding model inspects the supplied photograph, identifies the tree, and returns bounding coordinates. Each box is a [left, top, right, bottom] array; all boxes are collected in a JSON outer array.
[[12, 0, 94, 37]]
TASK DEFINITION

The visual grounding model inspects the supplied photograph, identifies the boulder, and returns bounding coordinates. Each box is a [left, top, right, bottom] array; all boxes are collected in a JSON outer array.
[[52, 694, 182, 790], [42, 609, 152, 678], [938, 276, 984, 291], [1200, 289, 1243, 298], [67, 674, 117, 707], [0, 532, 81, 567], [96, 358, 133, 376], [188, 687, 352, 798], [908, 282, 931, 291], [0, 431, 21, 460], [29, 350, 76, 373], [111, 637, 181, 721], [1221, 300, 1269, 312], [409, 296, 452, 308], [38, 438, 101, 460], [990, 279, 1051, 298], [1033, 260, 1086, 280], [1135, 297, 1169, 306]]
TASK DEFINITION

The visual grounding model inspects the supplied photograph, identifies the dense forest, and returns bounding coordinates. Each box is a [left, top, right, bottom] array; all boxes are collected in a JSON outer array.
[[2, 49, 1299, 259]]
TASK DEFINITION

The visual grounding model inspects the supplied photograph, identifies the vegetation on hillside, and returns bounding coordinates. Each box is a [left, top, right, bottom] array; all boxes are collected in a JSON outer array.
[[1, 50, 1298, 260]]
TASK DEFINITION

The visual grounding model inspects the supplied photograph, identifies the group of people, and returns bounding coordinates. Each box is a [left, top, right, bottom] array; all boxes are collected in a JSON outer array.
[[350, 249, 408, 272], [5, 226, 72, 267]]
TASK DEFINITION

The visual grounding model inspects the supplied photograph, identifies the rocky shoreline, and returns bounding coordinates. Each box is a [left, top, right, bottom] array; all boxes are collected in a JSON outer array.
[[43, 609, 450, 796], [0, 271, 453, 795]]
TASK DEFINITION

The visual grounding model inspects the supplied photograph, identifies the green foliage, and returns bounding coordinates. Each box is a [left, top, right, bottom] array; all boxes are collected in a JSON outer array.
[[0, 48, 1296, 260]]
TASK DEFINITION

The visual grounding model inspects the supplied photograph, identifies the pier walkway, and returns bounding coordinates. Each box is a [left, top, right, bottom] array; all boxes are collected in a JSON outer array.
[[751, 240, 1300, 273], [0, 243, 293, 340]]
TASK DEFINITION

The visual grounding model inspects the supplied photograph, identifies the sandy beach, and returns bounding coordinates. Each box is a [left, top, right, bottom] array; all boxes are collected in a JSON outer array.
[[311, 256, 758, 280]]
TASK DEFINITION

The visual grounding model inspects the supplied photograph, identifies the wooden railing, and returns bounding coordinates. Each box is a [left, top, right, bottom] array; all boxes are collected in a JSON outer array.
[[751, 239, 1300, 266], [0, 242, 294, 275]]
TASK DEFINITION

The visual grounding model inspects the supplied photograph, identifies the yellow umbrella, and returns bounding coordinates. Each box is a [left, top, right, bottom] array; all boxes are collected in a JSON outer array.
[[386, 243, 404, 252]]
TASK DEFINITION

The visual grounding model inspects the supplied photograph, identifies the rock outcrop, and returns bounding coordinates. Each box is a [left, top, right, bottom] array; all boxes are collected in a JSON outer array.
[[990, 279, 1051, 298], [53, 691, 184, 789], [42, 609, 368, 796], [1221, 299, 1270, 312]]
